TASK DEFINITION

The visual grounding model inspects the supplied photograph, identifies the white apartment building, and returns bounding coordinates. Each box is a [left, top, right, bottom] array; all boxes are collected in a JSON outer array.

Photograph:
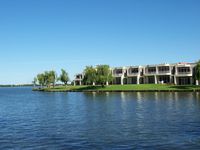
[[73, 62, 197, 85]]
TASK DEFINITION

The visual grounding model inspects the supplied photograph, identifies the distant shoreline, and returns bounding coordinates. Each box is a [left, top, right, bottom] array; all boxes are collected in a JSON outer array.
[[0, 84, 33, 87], [33, 84, 200, 92]]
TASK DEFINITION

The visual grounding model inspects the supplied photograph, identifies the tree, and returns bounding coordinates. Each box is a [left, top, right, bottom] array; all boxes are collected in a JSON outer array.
[[195, 60, 200, 85], [96, 65, 112, 86], [36, 70, 57, 88], [59, 69, 69, 85], [83, 66, 97, 85], [46, 70, 57, 87], [44, 71, 50, 87], [32, 77, 37, 87], [37, 73, 46, 87]]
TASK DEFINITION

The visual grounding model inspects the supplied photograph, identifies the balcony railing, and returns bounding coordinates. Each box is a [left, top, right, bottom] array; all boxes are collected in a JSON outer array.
[[75, 77, 82, 80], [113, 73, 123, 76], [177, 72, 192, 75], [145, 71, 156, 74], [127, 72, 139, 76], [158, 71, 171, 74], [75, 76, 82, 80]]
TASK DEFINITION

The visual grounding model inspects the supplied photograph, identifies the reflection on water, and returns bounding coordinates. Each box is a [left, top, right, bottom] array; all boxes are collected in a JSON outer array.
[[136, 92, 142, 101], [0, 88, 200, 149]]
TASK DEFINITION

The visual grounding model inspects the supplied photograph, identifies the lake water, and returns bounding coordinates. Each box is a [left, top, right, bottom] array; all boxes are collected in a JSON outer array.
[[0, 87, 200, 149]]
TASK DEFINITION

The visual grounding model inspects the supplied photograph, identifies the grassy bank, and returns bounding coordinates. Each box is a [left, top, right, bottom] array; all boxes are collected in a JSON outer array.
[[33, 84, 200, 92]]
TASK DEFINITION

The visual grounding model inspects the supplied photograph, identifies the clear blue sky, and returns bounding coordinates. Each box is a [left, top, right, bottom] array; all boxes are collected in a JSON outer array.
[[0, 0, 199, 84]]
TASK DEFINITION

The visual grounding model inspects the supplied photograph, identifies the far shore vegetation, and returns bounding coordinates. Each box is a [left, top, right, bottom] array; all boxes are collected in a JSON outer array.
[[32, 61, 200, 92], [0, 84, 33, 87]]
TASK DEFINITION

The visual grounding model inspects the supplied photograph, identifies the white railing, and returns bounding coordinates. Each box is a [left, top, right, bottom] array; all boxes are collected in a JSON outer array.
[[113, 73, 123, 76], [177, 72, 192, 75], [127, 72, 139, 76], [145, 71, 156, 74], [74, 78, 82, 81], [158, 71, 171, 74]]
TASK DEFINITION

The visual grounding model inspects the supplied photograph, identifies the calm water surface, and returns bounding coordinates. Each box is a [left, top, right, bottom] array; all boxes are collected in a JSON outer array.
[[0, 87, 200, 149]]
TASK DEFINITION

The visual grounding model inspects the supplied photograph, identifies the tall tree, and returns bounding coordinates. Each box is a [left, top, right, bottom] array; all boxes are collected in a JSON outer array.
[[195, 60, 200, 85], [37, 73, 46, 87], [47, 70, 57, 87], [44, 71, 50, 87], [83, 66, 96, 85], [32, 77, 37, 87], [36, 71, 57, 88], [59, 69, 69, 85], [96, 65, 112, 86]]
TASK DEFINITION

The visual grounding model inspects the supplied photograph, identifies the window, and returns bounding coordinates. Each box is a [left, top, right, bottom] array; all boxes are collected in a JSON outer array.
[[158, 66, 169, 72], [178, 67, 190, 73], [76, 75, 82, 79], [158, 76, 170, 83], [131, 68, 138, 73], [147, 67, 156, 73], [116, 69, 122, 74]]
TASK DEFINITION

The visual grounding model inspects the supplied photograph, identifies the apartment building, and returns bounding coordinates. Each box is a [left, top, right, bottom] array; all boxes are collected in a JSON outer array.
[[174, 63, 195, 85], [73, 62, 197, 85], [112, 67, 126, 85], [144, 63, 173, 84]]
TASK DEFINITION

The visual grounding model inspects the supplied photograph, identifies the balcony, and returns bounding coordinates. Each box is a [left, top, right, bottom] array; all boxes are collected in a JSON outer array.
[[112, 73, 124, 77], [75, 78, 82, 81], [127, 72, 139, 76], [75, 76, 82, 79], [112, 69, 124, 77], [144, 67, 157, 75], [177, 71, 191, 74], [157, 70, 171, 75], [127, 68, 139, 76], [176, 71, 192, 76], [145, 71, 157, 75], [75, 74, 83, 80], [176, 67, 192, 76]]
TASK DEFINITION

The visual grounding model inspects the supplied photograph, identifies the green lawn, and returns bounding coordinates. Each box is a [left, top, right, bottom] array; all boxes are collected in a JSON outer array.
[[33, 84, 200, 92]]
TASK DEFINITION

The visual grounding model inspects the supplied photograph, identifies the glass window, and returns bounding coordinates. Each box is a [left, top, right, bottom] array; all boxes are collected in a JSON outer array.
[[148, 67, 156, 73], [178, 67, 190, 73], [131, 68, 138, 73], [158, 66, 169, 72], [116, 69, 122, 74]]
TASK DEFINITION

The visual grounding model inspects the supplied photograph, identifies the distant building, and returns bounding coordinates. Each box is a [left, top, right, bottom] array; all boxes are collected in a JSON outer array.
[[73, 62, 197, 85]]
